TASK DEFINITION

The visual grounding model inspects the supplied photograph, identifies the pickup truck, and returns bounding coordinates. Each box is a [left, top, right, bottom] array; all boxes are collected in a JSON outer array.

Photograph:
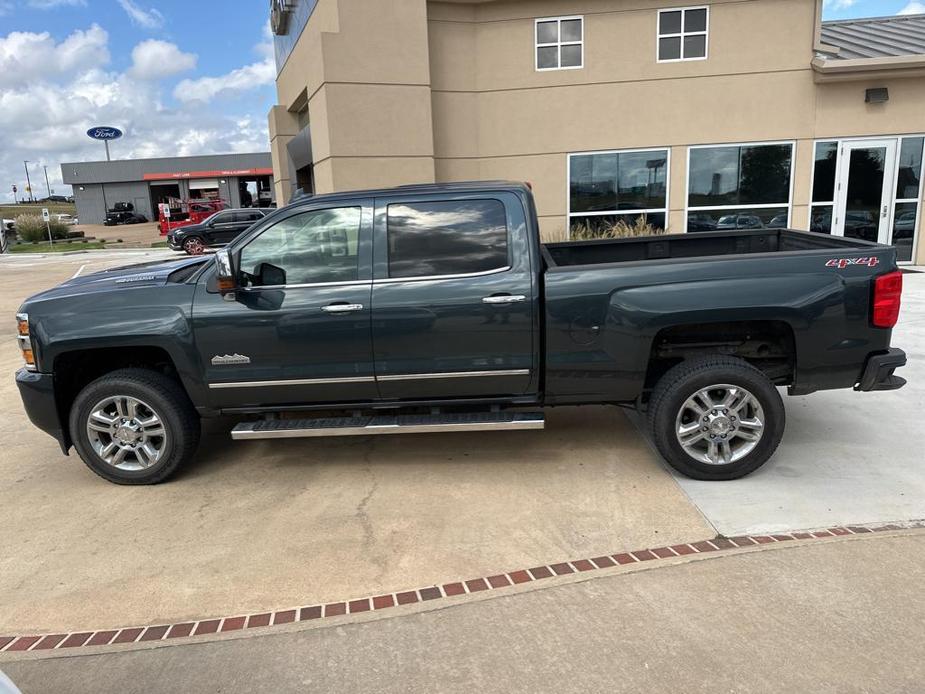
[[14, 181, 907, 485]]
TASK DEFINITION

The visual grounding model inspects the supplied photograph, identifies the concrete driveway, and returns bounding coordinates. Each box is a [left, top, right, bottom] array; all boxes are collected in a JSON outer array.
[[0, 252, 921, 641]]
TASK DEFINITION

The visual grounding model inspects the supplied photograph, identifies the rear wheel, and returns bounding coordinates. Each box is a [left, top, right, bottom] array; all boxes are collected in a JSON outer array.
[[182, 236, 205, 255], [70, 368, 200, 485], [647, 356, 785, 481]]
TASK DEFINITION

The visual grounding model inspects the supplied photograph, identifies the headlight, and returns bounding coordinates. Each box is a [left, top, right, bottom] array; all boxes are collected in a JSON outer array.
[[16, 313, 37, 371]]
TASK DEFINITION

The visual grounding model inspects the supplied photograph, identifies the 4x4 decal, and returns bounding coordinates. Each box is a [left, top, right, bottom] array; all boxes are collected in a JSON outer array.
[[825, 257, 880, 269]]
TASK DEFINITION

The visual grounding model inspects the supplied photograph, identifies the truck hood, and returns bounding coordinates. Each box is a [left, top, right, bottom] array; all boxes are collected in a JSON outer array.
[[22, 255, 209, 304]]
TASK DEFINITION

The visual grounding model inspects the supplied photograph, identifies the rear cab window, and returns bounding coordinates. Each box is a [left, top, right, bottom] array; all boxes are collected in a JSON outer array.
[[386, 199, 510, 278]]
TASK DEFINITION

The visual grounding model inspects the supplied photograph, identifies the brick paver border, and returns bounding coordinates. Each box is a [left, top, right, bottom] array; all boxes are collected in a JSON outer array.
[[2, 522, 920, 654]]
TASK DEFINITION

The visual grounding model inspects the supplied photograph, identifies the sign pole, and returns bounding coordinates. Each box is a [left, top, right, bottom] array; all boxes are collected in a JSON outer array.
[[105, 140, 111, 162], [42, 208, 52, 246]]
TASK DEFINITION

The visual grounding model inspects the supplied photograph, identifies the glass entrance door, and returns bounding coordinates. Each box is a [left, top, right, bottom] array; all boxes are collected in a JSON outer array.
[[834, 139, 897, 245]]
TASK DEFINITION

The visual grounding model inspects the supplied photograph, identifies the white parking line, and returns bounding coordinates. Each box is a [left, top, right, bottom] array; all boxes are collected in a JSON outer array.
[[72, 264, 87, 278]]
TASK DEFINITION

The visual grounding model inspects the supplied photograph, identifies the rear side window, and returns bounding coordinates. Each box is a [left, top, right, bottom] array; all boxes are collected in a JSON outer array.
[[387, 200, 509, 279]]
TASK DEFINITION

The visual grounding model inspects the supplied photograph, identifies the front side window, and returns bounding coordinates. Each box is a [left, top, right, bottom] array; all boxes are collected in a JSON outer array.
[[387, 200, 509, 278], [536, 16, 583, 71], [238, 207, 362, 286], [569, 148, 669, 236], [658, 6, 709, 62], [211, 212, 234, 225], [687, 142, 794, 231]]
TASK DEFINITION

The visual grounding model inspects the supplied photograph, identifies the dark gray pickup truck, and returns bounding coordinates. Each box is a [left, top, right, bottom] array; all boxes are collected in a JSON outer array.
[[15, 181, 907, 484]]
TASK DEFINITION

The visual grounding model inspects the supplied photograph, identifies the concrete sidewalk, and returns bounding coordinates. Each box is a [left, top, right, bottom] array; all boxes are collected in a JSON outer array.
[[5, 532, 924, 693]]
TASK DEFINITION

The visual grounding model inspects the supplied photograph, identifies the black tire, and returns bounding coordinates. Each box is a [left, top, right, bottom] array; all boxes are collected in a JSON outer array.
[[69, 368, 200, 485], [647, 356, 785, 481]]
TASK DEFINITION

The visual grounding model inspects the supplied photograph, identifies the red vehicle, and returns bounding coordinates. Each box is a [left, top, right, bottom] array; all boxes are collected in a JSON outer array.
[[158, 199, 227, 236]]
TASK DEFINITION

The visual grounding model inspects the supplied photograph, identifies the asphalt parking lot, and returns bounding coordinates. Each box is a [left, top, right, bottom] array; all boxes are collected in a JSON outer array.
[[0, 250, 923, 641]]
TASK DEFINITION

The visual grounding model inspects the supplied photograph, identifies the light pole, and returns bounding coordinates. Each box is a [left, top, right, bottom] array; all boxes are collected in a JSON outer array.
[[23, 161, 34, 203], [42, 165, 52, 198]]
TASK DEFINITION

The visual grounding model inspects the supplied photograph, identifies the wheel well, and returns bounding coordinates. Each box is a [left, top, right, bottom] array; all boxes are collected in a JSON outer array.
[[645, 321, 796, 390], [54, 347, 184, 436]]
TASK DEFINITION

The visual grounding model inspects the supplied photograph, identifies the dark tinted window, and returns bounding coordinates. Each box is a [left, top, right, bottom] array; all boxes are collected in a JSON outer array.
[[570, 149, 668, 213], [387, 200, 508, 278], [211, 212, 234, 224], [234, 211, 264, 223], [812, 142, 838, 203], [688, 144, 793, 207], [898, 137, 924, 200], [239, 207, 362, 286]]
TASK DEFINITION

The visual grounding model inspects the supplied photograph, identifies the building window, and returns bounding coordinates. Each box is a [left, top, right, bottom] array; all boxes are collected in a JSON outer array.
[[894, 136, 924, 263], [569, 148, 670, 236], [536, 16, 583, 71], [387, 200, 509, 278], [687, 142, 794, 231], [810, 141, 838, 234], [658, 6, 709, 62]]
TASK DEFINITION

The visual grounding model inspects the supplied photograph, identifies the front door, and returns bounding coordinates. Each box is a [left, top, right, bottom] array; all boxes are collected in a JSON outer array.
[[834, 139, 897, 244], [207, 211, 243, 245], [193, 201, 378, 409]]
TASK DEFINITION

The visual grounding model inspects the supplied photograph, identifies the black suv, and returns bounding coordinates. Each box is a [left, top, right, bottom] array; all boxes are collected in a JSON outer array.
[[167, 208, 269, 255]]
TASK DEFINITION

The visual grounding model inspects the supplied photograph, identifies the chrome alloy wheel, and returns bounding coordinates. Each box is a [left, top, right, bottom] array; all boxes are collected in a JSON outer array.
[[674, 384, 765, 466], [86, 396, 167, 471], [183, 237, 204, 255]]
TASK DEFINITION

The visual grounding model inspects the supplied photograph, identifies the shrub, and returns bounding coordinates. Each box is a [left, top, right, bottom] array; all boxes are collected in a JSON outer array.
[[14, 214, 69, 243], [570, 215, 668, 240]]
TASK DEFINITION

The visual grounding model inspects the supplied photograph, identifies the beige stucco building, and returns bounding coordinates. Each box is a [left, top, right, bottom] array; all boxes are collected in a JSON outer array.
[[268, 0, 925, 263]]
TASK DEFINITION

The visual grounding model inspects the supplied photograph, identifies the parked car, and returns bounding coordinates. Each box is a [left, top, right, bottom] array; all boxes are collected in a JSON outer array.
[[768, 214, 789, 229], [104, 202, 147, 226], [167, 208, 270, 255], [717, 214, 764, 230], [894, 211, 917, 234], [15, 181, 907, 485], [55, 214, 77, 225]]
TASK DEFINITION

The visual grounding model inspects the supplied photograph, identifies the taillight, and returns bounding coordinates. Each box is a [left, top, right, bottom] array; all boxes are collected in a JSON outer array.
[[872, 271, 903, 328]]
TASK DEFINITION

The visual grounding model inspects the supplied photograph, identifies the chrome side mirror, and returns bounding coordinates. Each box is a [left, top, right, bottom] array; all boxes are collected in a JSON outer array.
[[215, 248, 237, 300]]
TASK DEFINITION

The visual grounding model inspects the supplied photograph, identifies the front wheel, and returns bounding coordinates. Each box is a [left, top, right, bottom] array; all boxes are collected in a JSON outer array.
[[70, 368, 200, 485], [647, 356, 785, 481], [182, 236, 205, 255]]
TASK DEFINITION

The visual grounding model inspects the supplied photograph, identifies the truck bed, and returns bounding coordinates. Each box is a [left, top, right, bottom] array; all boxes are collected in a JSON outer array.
[[542, 229, 878, 268]]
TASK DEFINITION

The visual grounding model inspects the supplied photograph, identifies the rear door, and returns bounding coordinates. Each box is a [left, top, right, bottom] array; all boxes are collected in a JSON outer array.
[[206, 212, 239, 245], [371, 192, 536, 400]]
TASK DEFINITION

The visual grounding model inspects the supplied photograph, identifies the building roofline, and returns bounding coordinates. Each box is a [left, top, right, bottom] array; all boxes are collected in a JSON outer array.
[[60, 151, 271, 168], [821, 13, 925, 26]]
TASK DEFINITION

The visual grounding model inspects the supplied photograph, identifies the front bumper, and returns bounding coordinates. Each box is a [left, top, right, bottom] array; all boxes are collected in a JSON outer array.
[[855, 348, 907, 392], [15, 368, 69, 454]]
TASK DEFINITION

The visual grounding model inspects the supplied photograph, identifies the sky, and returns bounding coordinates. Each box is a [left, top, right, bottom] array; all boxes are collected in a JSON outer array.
[[1, 1, 924, 203], [0, 0, 275, 203]]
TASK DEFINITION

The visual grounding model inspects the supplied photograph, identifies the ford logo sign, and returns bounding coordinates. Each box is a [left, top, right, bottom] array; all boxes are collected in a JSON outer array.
[[87, 127, 123, 141]]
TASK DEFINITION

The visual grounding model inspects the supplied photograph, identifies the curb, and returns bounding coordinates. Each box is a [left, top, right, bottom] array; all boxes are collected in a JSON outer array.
[[2, 521, 922, 655]]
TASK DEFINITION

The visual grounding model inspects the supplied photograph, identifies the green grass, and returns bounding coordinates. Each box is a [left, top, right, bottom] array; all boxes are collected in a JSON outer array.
[[9, 241, 109, 253], [150, 241, 169, 248], [1, 202, 77, 218]]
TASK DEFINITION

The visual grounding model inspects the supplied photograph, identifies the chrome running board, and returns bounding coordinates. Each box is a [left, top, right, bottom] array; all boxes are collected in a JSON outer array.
[[231, 411, 545, 440]]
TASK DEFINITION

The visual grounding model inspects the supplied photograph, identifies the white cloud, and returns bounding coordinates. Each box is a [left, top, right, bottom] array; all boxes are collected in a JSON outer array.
[[823, 0, 857, 9], [117, 0, 164, 30], [898, 1, 925, 14], [0, 25, 273, 203], [173, 58, 275, 103], [0, 24, 109, 88], [129, 39, 197, 80], [27, 0, 86, 7]]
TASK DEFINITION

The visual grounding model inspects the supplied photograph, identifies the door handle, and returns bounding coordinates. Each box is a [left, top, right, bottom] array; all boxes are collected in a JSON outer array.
[[322, 303, 364, 313], [482, 294, 527, 304]]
